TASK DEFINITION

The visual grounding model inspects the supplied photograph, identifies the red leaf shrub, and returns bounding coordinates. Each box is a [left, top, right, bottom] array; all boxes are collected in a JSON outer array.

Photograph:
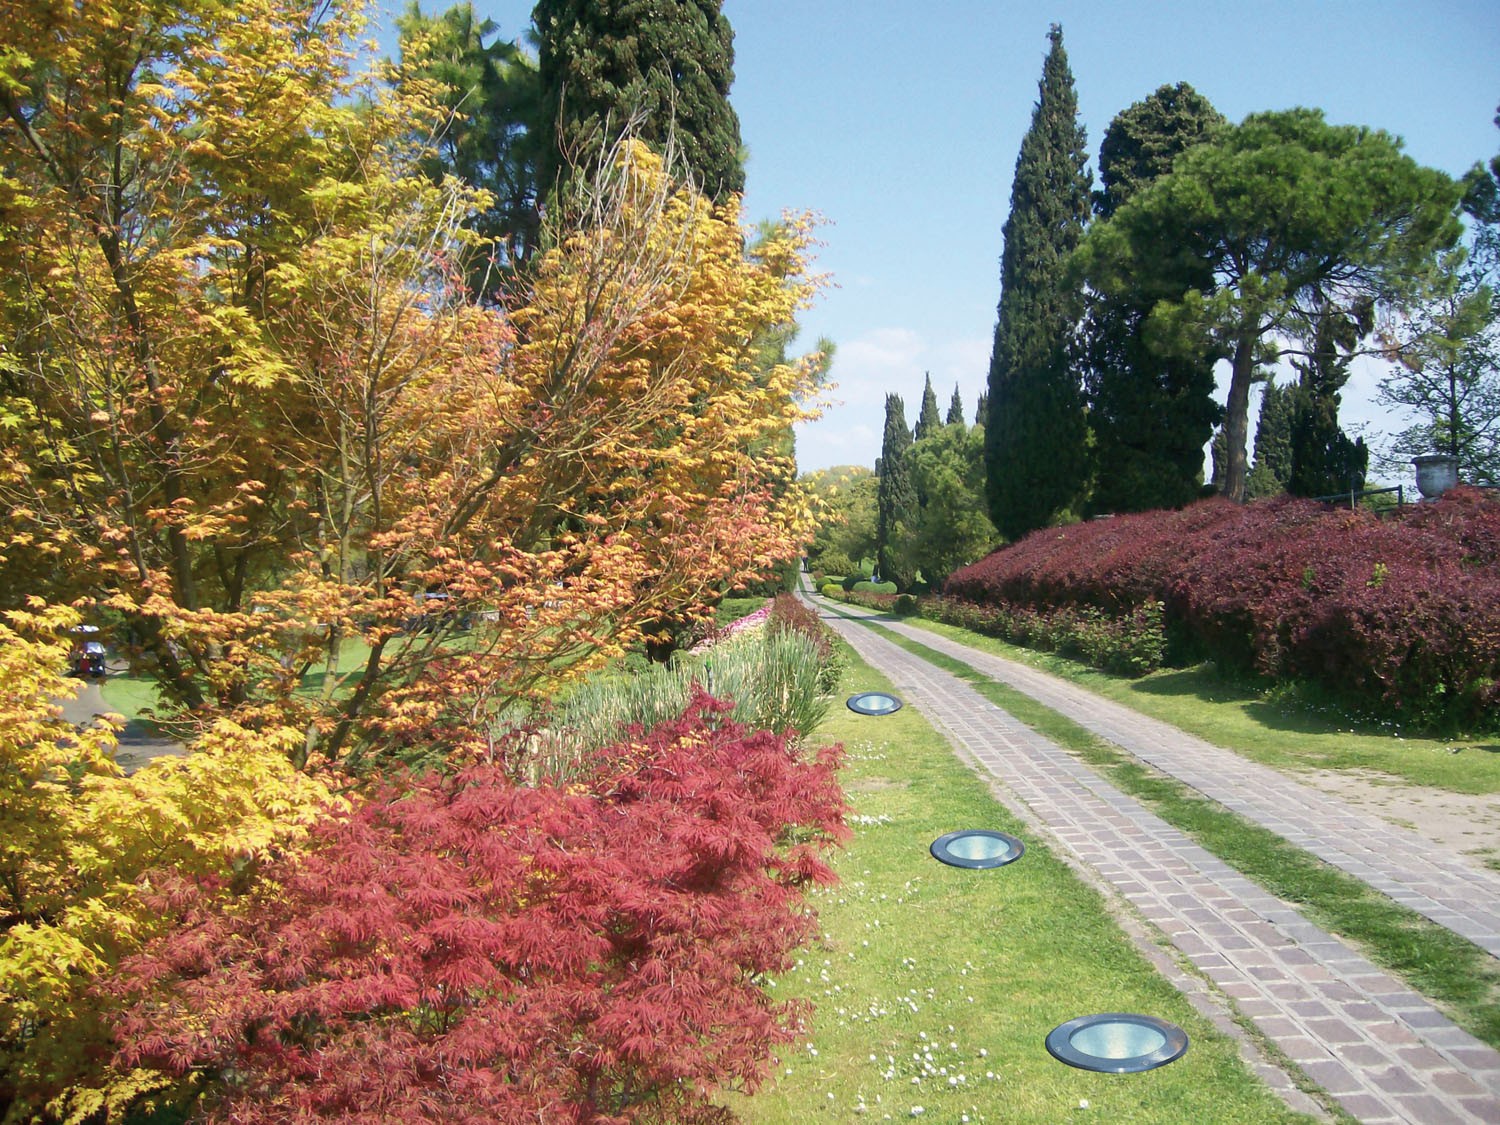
[[942, 489, 1500, 728], [112, 695, 848, 1123]]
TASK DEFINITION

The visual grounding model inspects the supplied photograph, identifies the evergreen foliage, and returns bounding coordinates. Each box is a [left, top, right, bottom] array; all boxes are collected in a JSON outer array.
[[984, 25, 1092, 540], [1379, 248, 1500, 485], [1379, 118, 1500, 486], [975, 392, 989, 429], [946, 384, 966, 426], [1094, 83, 1224, 219], [395, 2, 543, 285], [1287, 299, 1372, 497], [876, 394, 917, 588], [1209, 424, 1228, 490], [1083, 84, 1224, 514], [534, 0, 744, 200], [1246, 379, 1293, 499], [914, 372, 943, 442], [1080, 108, 1463, 502], [903, 421, 998, 587]]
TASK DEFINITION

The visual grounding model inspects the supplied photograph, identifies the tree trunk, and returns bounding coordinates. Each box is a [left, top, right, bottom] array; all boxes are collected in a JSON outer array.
[[1222, 334, 1257, 503]]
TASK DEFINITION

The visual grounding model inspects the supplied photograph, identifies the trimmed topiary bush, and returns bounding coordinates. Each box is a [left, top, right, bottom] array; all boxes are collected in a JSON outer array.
[[852, 581, 898, 595]]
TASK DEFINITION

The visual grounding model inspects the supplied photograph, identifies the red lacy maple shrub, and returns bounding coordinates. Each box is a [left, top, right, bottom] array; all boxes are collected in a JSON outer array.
[[112, 695, 848, 1124], [941, 490, 1500, 727]]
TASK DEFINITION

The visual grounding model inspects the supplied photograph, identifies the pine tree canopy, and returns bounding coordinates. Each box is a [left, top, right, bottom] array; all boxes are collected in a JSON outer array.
[[1080, 108, 1463, 503]]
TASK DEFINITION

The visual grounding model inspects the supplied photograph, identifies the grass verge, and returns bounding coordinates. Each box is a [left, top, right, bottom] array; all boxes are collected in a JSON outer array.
[[849, 615, 1500, 1054], [899, 615, 1500, 795], [727, 645, 1318, 1124]]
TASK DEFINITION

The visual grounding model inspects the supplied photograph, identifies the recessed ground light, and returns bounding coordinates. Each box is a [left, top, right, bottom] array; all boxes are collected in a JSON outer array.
[[929, 829, 1025, 869], [1045, 1013, 1188, 1074], [846, 691, 903, 716]]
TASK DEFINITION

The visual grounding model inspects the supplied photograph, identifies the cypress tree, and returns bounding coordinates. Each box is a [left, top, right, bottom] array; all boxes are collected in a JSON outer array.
[[534, 0, 744, 200], [1083, 83, 1225, 514], [1246, 379, 1293, 499], [946, 385, 965, 427], [984, 25, 1092, 540], [1209, 424, 1228, 491], [1287, 301, 1371, 497], [974, 392, 989, 429], [876, 394, 917, 588], [914, 373, 942, 442]]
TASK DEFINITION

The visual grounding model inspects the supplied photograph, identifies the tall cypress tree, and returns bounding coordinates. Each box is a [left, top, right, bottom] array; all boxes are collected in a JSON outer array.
[[914, 373, 942, 442], [534, 0, 744, 200], [876, 394, 917, 588], [984, 25, 1092, 540], [1083, 83, 1225, 514], [1246, 378, 1293, 499], [946, 385, 965, 427]]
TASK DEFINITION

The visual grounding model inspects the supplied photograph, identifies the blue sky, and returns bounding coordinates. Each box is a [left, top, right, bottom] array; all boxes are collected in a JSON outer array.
[[397, 1, 1500, 480]]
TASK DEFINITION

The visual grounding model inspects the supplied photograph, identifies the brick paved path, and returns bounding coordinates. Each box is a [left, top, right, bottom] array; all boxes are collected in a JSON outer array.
[[842, 603, 1500, 958], [807, 592, 1500, 1124]]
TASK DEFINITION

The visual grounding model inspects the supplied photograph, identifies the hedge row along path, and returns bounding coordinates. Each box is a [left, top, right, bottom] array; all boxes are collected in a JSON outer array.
[[802, 586, 1500, 1125]]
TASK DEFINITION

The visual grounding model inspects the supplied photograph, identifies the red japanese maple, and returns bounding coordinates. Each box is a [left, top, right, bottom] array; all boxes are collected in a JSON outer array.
[[113, 695, 847, 1123]]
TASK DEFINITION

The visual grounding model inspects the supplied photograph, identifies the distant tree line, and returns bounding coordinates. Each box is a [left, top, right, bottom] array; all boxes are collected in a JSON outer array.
[[805, 375, 996, 590]]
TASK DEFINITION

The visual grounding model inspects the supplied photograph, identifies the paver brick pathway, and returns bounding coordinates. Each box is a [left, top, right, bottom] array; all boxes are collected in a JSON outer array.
[[808, 593, 1500, 1124], [846, 603, 1500, 959]]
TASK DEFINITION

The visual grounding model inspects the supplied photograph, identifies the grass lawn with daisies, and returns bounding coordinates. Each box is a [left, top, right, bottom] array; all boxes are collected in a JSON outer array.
[[728, 646, 1319, 1124]]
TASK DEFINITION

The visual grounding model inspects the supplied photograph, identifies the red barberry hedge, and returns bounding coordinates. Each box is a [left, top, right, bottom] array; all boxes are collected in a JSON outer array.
[[113, 695, 848, 1123], [943, 489, 1500, 728]]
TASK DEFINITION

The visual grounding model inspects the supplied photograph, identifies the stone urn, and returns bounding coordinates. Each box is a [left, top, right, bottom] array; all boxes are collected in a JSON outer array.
[[1412, 452, 1459, 500]]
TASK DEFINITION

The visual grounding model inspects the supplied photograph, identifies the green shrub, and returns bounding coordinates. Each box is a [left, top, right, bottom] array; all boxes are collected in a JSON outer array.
[[924, 596, 1167, 678], [820, 583, 842, 598], [893, 593, 920, 616], [852, 580, 897, 595], [814, 552, 857, 581]]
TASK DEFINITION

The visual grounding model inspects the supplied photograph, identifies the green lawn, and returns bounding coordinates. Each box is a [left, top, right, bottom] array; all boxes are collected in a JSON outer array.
[[727, 647, 1320, 1124], [902, 616, 1500, 795]]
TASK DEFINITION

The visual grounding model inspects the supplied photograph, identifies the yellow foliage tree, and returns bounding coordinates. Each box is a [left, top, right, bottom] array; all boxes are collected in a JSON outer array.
[[0, 601, 335, 1121], [0, 0, 824, 768]]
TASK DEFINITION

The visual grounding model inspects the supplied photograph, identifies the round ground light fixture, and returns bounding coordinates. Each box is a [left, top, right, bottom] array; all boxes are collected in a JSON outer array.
[[930, 829, 1025, 869], [1045, 1013, 1189, 1074], [846, 691, 903, 716]]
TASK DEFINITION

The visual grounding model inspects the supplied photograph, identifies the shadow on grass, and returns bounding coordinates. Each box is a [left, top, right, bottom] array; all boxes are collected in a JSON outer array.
[[1129, 666, 1257, 704]]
